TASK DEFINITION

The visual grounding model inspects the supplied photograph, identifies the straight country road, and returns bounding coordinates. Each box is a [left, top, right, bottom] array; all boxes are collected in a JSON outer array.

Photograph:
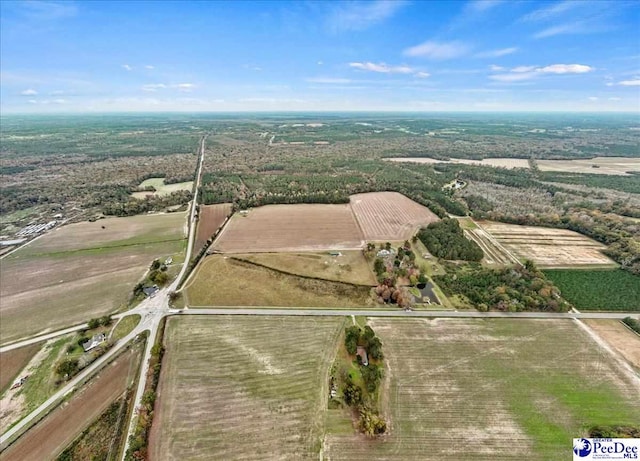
[[180, 307, 639, 319]]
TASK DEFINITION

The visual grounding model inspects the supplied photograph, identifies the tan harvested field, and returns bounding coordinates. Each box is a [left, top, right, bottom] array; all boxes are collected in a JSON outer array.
[[477, 221, 615, 267], [1, 346, 141, 461], [0, 214, 185, 342], [387, 156, 640, 176], [150, 316, 343, 461], [386, 157, 531, 169], [584, 320, 640, 370], [464, 227, 519, 266], [537, 156, 640, 176], [131, 177, 194, 199], [324, 318, 640, 460], [185, 255, 372, 307], [194, 203, 231, 252], [212, 204, 364, 253], [350, 192, 439, 241], [238, 251, 376, 286], [0, 343, 41, 392]]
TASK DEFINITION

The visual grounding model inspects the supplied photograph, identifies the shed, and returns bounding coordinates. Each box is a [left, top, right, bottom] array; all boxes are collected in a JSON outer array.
[[82, 333, 106, 352]]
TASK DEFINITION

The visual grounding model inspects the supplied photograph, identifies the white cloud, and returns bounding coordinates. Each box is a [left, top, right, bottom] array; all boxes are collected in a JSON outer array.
[[306, 77, 352, 84], [537, 64, 593, 74], [142, 84, 167, 92], [317, 61, 324, 65], [522, 1, 580, 22], [20, 88, 38, 95], [619, 79, 640, 86], [608, 97, 621, 101], [403, 41, 469, 59], [588, 96, 599, 101], [512, 66, 537, 73], [122, 64, 133, 71], [466, 0, 504, 13], [475, 47, 518, 58], [328, 0, 407, 32], [28, 99, 38, 104], [533, 23, 586, 39], [349, 62, 414, 74], [489, 64, 505, 71], [490, 63, 594, 82], [50, 90, 65, 95], [414, 71, 431, 78], [52, 98, 66, 104], [490, 72, 537, 82], [145, 65, 155, 70], [176, 83, 195, 92]]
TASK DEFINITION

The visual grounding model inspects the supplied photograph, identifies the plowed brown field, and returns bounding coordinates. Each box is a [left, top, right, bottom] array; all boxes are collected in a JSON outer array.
[[1, 346, 141, 461], [212, 204, 364, 253], [350, 192, 439, 241], [195, 203, 231, 251]]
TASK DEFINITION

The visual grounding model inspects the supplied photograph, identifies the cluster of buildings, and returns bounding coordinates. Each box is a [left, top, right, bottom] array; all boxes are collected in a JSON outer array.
[[16, 220, 57, 237]]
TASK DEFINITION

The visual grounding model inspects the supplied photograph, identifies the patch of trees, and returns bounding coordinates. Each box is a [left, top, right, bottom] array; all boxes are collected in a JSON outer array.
[[589, 425, 640, 438], [103, 190, 192, 216], [341, 325, 387, 437], [622, 317, 640, 334], [434, 260, 571, 312], [87, 315, 112, 329], [418, 219, 483, 261]]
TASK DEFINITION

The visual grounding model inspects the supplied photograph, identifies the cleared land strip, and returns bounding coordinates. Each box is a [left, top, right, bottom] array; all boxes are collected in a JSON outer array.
[[180, 308, 637, 319], [463, 228, 520, 266]]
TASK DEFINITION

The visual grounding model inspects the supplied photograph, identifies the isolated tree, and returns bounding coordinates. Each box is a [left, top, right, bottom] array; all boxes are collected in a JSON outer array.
[[56, 358, 79, 378]]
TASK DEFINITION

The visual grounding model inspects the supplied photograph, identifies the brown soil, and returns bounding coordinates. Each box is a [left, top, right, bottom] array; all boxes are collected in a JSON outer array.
[[0, 343, 41, 392], [213, 203, 364, 253], [584, 320, 640, 370], [1, 348, 140, 461], [195, 203, 231, 252], [350, 192, 439, 241]]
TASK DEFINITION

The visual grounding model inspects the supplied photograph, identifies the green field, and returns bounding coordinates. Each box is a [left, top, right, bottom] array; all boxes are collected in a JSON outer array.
[[150, 316, 344, 460], [324, 318, 640, 460], [544, 269, 640, 311], [0, 213, 185, 342]]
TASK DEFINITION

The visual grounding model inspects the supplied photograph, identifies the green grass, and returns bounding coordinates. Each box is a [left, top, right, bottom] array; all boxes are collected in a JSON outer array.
[[323, 318, 640, 460], [110, 315, 141, 341], [544, 269, 640, 311]]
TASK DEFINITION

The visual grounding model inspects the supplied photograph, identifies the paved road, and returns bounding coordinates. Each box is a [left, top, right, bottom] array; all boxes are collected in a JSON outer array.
[[180, 307, 639, 320]]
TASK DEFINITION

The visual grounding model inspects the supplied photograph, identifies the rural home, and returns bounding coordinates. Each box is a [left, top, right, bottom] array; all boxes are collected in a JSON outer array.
[[82, 333, 106, 352], [356, 346, 369, 366], [143, 285, 159, 297]]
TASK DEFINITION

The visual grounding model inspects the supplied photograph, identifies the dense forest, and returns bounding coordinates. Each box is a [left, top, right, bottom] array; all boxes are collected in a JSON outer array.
[[417, 219, 484, 261]]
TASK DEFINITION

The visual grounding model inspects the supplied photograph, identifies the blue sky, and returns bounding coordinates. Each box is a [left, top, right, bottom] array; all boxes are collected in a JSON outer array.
[[1, 0, 639, 112]]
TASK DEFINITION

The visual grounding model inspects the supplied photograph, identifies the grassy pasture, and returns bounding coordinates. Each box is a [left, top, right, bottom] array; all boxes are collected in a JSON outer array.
[[0, 213, 185, 342], [131, 177, 193, 199], [543, 269, 640, 311], [111, 315, 141, 341], [238, 251, 376, 286], [185, 255, 373, 307], [150, 316, 344, 460], [324, 318, 640, 460]]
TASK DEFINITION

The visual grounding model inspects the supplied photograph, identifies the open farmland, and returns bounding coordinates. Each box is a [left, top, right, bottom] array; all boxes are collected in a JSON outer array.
[[194, 203, 231, 252], [537, 156, 640, 176], [212, 204, 363, 253], [543, 269, 640, 311], [324, 318, 640, 460], [1, 345, 141, 461], [350, 192, 440, 241], [185, 255, 372, 307], [584, 320, 640, 370], [131, 177, 194, 199], [477, 221, 615, 267], [0, 213, 185, 342], [149, 316, 343, 461], [238, 251, 376, 286], [463, 226, 519, 266]]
